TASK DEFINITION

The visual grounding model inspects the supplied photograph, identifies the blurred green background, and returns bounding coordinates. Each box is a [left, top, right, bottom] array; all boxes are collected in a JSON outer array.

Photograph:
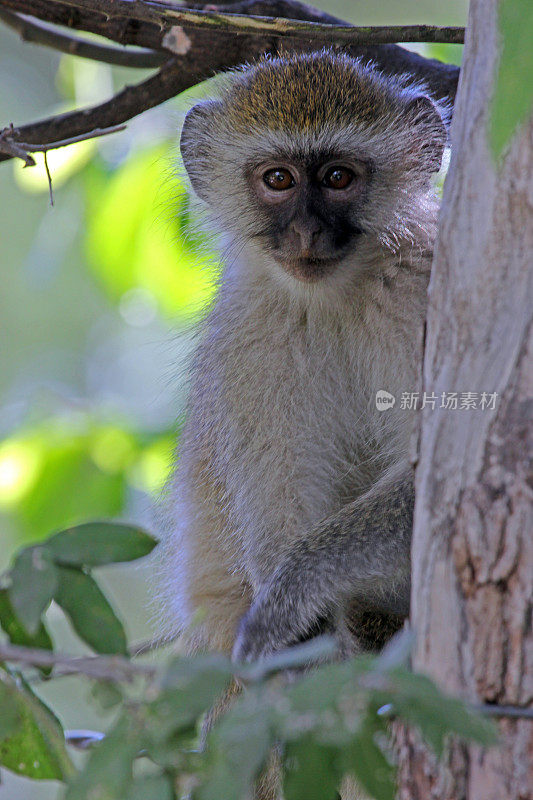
[[0, 2, 465, 797]]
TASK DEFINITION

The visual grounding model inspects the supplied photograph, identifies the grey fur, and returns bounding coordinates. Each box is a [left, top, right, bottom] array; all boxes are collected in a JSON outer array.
[[155, 51, 444, 800], [233, 468, 414, 661]]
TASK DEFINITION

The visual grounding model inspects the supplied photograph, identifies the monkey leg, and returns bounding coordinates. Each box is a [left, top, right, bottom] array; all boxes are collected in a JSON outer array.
[[253, 748, 283, 800], [200, 679, 283, 800], [175, 547, 280, 797], [339, 775, 370, 800], [200, 678, 242, 747], [161, 496, 251, 654]]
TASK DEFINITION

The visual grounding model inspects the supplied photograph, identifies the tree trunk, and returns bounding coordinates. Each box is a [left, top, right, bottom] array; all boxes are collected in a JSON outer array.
[[396, 0, 533, 798]]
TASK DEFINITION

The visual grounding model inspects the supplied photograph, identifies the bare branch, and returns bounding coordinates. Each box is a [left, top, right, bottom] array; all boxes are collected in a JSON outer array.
[[0, 0, 166, 50], [0, 6, 166, 66], [0, 642, 156, 681], [21, 0, 466, 46], [65, 729, 105, 750], [168, 8, 465, 45], [477, 704, 533, 721], [0, 126, 35, 165], [0, 0, 460, 99], [0, 122, 127, 165], [128, 633, 179, 656], [16, 123, 127, 151], [0, 0, 460, 166], [0, 61, 182, 164]]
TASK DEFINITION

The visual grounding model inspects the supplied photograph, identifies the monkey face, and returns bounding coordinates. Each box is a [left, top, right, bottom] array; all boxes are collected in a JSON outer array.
[[180, 53, 447, 286], [246, 153, 371, 282]]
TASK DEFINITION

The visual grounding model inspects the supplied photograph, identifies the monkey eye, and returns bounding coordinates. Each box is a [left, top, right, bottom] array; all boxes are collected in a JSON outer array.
[[322, 166, 354, 190], [263, 168, 295, 191]]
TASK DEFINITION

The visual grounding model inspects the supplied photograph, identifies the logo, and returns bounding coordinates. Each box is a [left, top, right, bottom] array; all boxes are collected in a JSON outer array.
[[375, 390, 396, 411]]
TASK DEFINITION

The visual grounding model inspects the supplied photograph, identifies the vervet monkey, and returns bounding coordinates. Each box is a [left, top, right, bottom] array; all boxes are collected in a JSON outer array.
[[158, 50, 446, 798]]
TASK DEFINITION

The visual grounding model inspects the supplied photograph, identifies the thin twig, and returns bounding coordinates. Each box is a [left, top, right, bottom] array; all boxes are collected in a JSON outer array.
[[0, 123, 127, 166], [0, 138, 35, 165], [0, 60, 183, 165], [17, 123, 127, 151], [0, 642, 156, 681], [128, 633, 179, 657], [3, 642, 531, 724], [43, 149, 53, 205], [0, 6, 167, 66], [0, 124, 35, 165], [65, 729, 105, 750], [477, 703, 533, 721], [32, 0, 467, 46]]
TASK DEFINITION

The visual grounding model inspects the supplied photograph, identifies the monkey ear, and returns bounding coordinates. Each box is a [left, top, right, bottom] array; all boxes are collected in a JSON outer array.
[[180, 101, 222, 202], [405, 94, 448, 173]]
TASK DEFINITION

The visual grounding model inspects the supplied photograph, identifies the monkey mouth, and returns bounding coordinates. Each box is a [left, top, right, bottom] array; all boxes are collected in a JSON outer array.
[[276, 255, 343, 282]]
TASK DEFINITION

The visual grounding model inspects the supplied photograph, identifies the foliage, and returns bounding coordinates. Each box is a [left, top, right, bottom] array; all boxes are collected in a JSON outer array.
[[490, 0, 533, 158], [0, 670, 75, 781], [0, 528, 497, 800], [425, 42, 463, 67], [0, 415, 175, 544], [5, 521, 155, 651], [1, 134, 206, 553], [84, 144, 220, 321]]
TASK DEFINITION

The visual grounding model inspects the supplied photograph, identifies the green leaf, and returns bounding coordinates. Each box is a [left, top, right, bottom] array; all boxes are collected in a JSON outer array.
[[0, 671, 74, 780], [283, 659, 360, 717], [283, 738, 340, 800], [65, 713, 143, 800], [199, 689, 273, 800], [90, 681, 123, 711], [124, 774, 174, 800], [240, 636, 337, 681], [278, 658, 373, 748], [374, 669, 498, 757], [341, 717, 396, 800], [148, 654, 233, 741], [46, 521, 157, 567], [0, 589, 53, 654], [54, 566, 127, 654], [146, 655, 231, 768], [8, 547, 58, 635], [490, 0, 533, 158]]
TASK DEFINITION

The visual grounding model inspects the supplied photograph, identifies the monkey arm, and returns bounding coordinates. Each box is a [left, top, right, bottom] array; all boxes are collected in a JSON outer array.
[[232, 470, 414, 663]]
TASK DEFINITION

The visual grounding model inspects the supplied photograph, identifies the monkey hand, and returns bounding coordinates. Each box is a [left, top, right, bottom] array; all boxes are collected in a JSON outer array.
[[232, 559, 334, 663], [231, 598, 290, 664]]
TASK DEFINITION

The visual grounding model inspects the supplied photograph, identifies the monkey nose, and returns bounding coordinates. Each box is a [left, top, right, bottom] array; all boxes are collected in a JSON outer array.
[[289, 219, 322, 251]]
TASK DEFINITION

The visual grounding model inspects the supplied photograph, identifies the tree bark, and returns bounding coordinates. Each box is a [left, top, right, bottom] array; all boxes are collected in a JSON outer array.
[[396, 0, 533, 798]]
